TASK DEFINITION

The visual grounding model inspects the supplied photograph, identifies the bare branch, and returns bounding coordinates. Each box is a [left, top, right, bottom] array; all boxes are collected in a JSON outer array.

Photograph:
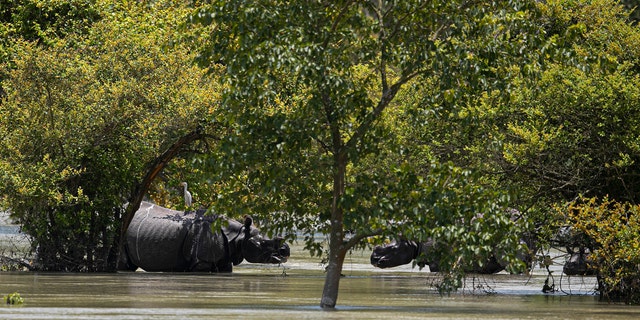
[[344, 228, 383, 251]]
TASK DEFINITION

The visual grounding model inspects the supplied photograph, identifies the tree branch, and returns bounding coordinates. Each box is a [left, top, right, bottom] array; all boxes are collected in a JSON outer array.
[[116, 128, 210, 267], [344, 229, 383, 252], [345, 71, 421, 151], [321, 0, 356, 52], [0, 255, 35, 271]]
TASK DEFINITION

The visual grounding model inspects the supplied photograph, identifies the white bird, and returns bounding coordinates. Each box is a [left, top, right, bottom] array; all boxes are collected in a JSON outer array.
[[180, 182, 192, 207]]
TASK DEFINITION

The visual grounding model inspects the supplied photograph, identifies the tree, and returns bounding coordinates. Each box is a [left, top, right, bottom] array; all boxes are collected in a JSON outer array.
[[411, 0, 640, 239], [499, 0, 640, 202], [0, 0, 220, 271], [0, 0, 101, 102], [503, 0, 640, 303], [194, 0, 545, 308], [413, 0, 640, 303]]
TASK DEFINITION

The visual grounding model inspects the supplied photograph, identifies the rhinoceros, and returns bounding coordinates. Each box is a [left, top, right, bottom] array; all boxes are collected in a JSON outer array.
[[370, 238, 532, 274], [563, 248, 596, 276], [552, 226, 597, 276], [120, 202, 290, 272]]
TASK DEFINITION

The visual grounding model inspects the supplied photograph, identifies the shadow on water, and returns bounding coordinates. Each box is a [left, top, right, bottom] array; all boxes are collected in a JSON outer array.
[[1, 244, 639, 319]]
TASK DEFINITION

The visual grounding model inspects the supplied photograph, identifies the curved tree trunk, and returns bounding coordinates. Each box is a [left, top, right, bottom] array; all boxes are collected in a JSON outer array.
[[116, 128, 208, 270]]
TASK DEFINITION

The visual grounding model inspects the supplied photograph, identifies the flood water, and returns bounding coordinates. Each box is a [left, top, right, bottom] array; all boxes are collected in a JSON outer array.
[[1, 241, 640, 319]]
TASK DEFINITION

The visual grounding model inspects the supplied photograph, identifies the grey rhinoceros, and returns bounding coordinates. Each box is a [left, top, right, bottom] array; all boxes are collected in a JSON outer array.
[[119, 201, 290, 272], [371, 237, 534, 274], [370, 239, 505, 274], [552, 226, 597, 276], [563, 249, 596, 276]]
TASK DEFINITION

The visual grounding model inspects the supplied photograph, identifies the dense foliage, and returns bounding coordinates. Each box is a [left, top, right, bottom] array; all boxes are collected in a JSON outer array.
[[505, 2, 640, 300], [621, 0, 640, 22], [417, 0, 640, 303], [194, 0, 546, 308], [0, 0, 100, 44], [349, 0, 640, 304], [0, 0, 219, 271], [0, 0, 639, 308], [0, 0, 101, 95], [503, 0, 640, 203], [568, 197, 640, 304]]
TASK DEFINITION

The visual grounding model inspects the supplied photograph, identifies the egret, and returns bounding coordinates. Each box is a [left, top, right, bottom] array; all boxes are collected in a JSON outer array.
[[180, 182, 192, 207]]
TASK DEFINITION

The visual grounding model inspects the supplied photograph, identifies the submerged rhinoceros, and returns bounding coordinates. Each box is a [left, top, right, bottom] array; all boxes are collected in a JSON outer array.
[[120, 202, 290, 272], [563, 248, 596, 276], [370, 238, 531, 274], [552, 226, 597, 276]]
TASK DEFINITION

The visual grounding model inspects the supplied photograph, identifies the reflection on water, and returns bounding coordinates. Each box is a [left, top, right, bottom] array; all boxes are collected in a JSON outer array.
[[1, 245, 638, 319]]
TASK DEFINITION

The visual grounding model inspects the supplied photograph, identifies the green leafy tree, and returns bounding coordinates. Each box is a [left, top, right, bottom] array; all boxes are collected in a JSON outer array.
[[411, 0, 640, 243], [415, 0, 640, 303], [495, 0, 640, 205], [0, 0, 219, 271], [194, 0, 545, 308], [0, 0, 101, 99]]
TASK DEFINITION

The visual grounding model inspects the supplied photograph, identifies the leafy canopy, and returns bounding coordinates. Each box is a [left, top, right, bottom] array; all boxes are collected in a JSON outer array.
[[193, 0, 546, 307], [0, 0, 220, 271]]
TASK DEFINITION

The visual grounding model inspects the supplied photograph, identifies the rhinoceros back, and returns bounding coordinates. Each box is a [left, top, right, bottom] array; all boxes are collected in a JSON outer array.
[[127, 202, 191, 271], [126, 202, 231, 272]]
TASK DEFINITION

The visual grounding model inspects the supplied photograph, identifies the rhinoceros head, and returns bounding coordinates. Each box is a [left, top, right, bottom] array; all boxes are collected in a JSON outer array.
[[370, 240, 418, 269], [227, 216, 290, 266]]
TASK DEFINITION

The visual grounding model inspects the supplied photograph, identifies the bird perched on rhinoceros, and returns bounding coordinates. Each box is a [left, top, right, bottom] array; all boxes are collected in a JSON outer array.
[[119, 201, 290, 272]]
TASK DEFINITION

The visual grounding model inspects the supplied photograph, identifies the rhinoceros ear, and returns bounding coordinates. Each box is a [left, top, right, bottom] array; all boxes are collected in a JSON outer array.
[[243, 215, 253, 229]]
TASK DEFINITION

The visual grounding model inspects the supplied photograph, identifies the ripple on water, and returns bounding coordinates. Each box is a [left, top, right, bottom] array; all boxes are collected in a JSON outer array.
[[0, 246, 634, 320]]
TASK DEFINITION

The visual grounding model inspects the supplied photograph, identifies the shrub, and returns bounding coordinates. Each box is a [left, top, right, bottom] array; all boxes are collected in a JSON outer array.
[[568, 196, 640, 304]]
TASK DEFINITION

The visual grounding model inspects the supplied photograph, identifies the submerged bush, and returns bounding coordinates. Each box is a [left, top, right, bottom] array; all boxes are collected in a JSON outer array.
[[4, 292, 24, 305], [568, 196, 640, 304]]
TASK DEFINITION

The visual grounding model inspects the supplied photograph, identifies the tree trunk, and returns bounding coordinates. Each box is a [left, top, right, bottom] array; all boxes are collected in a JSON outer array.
[[320, 148, 347, 309], [321, 236, 347, 309]]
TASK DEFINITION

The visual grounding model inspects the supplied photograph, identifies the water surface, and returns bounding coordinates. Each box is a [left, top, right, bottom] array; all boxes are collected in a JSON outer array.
[[1, 244, 638, 319]]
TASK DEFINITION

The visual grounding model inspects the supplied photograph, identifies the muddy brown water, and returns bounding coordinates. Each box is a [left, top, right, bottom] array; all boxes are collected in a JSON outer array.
[[1, 242, 639, 319]]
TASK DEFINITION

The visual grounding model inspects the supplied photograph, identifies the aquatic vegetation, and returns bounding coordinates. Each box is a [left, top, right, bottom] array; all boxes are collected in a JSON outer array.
[[568, 196, 640, 304], [4, 292, 24, 305]]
